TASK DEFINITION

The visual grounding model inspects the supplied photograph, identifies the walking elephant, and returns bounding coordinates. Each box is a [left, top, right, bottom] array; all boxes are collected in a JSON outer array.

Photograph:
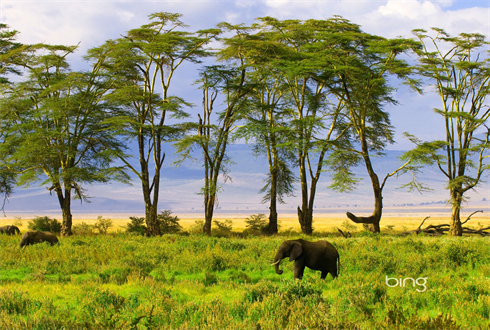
[[272, 239, 339, 280], [0, 225, 21, 235], [19, 231, 59, 248]]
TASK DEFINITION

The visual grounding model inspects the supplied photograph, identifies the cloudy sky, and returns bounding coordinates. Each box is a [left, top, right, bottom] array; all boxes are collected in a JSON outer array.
[[2, 0, 489, 145], [1, 1, 489, 217]]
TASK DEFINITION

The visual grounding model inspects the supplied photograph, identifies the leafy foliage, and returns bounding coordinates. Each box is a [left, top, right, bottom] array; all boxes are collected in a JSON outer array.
[[72, 222, 95, 236], [125, 211, 182, 235], [87, 12, 219, 236], [0, 42, 129, 235], [93, 216, 113, 234], [157, 210, 182, 234], [244, 213, 268, 234], [125, 216, 146, 235], [407, 28, 490, 235], [212, 219, 233, 237], [27, 216, 62, 233]]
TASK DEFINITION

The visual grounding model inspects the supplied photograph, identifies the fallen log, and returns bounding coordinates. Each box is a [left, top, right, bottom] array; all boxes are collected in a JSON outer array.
[[401, 211, 488, 236], [337, 228, 352, 238]]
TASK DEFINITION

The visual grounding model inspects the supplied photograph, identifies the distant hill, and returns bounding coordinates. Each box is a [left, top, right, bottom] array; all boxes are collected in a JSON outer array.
[[4, 144, 489, 218]]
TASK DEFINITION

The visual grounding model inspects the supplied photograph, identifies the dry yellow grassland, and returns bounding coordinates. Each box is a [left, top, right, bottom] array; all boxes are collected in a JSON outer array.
[[1, 213, 489, 234]]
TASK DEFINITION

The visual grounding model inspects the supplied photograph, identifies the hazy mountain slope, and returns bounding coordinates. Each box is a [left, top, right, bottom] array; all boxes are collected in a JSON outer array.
[[4, 144, 489, 217]]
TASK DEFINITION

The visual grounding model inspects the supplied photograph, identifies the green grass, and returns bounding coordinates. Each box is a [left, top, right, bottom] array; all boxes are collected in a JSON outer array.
[[1, 232, 489, 329]]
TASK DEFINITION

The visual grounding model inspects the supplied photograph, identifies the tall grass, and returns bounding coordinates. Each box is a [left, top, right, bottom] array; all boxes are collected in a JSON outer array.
[[0, 232, 489, 329]]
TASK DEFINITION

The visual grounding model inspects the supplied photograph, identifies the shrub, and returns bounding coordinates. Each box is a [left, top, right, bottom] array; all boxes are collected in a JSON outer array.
[[27, 216, 62, 233], [126, 216, 146, 235], [157, 210, 182, 234], [189, 220, 204, 234], [341, 219, 358, 232], [203, 271, 218, 286], [229, 270, 251, 283], [212, 219, 233, 237], [93, 216, 113, 234], [244, 281, 278, 303], [278, 279, 323, 300], [72, 222, 94, 235], [244, 213, 268, 234], [99, 267, 132, 284], [125, 211, 181, 235], [0, 289, 32, 314]]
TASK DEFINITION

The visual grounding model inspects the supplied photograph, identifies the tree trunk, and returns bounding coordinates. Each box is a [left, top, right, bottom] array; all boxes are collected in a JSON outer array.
[[203, 193, 215, 236], [346, 139, 382, 233], [450, 189, 463, 236], [141, 179, 161, 236], [145, 203, 160, 236], [268, 199, 278, 235], [139, 137, 162, 236], [297, 150, 314, 235], [297, 172, 320, 236], [297, 206, 313, 235], [267, 146, 279, 235], [58, 186, 73, 237]]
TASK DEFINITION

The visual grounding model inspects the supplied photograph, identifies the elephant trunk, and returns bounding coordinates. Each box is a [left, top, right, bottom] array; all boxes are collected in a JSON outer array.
[[273, 253, 283, 275]]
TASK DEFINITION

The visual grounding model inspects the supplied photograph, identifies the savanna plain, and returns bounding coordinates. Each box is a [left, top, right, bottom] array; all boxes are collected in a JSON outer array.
[[1, 215, 489, 329]]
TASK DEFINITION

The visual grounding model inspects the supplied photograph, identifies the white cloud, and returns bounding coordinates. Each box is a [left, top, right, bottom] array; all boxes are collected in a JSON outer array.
[[117, 11, 136, 23], [254, 0, 489, 39], [378, 0, 440, 20]]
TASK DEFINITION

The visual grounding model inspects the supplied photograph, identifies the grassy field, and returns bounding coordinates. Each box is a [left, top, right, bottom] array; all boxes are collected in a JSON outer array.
[[1, 215, 489, 329]]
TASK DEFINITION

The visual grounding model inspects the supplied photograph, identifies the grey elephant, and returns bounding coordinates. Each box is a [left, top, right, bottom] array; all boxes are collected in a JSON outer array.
[[0, 225, 21, 235], [19, 231, 59, 248], [272, 239, 339, 280]]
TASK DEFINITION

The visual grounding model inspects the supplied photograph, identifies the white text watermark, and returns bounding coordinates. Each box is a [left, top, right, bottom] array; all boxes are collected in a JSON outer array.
[[385, 275, 428, 292]]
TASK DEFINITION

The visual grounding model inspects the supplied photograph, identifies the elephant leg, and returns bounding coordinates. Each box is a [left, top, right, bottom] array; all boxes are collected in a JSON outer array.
[[330, 262, 338, 279], [321, 271, 328, 280], [293, 261, 305, 280]]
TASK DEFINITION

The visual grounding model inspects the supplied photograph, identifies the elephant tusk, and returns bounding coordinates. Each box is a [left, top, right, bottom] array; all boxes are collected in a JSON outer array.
[[271, 260, 281, 266]]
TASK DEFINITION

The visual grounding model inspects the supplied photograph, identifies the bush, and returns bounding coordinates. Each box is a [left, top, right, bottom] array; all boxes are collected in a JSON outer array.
[[125, 211, 182, 235], [244, 213, 268, 234], [93, 216, 113, 234], [244, 281, 278, 303], [189, 220, 204, 234], [125, 216, 146, 235], [212, 219, 233, 237], [27, 216, 62, 233], [72, 222, 94, 235], [157, 210, 182, 234]]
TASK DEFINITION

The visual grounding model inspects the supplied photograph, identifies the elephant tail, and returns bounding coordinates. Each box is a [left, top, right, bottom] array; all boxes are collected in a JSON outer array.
[[337, 255, 341, 276]]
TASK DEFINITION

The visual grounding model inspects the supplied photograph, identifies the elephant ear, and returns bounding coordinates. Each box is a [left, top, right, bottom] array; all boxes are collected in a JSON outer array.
[[289, 241, 302, 261]]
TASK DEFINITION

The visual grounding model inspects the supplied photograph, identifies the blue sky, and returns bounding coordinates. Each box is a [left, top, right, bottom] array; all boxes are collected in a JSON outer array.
[[1, 0, 489, 217]]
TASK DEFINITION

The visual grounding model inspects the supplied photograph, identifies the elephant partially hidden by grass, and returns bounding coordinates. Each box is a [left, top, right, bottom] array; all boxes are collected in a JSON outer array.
[[0, 225, 21, 235], [272, 239, 340, 280], [19, 231, 59, 248]]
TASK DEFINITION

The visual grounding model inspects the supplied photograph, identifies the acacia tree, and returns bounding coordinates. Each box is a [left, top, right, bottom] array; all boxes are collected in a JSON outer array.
[[174, 22, 254, 236], [255, 17, 354, 235], [318, 19, 422, 233], [0, 24, 22, 210], [176, 64, 249, 235], [243, 67, 296, 235], [406, 28, 490, 236], [231, 28, 297, 235], [88, 12, 219, 236], [212, 25, 295, 234], [0, 44, 128, 236]]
